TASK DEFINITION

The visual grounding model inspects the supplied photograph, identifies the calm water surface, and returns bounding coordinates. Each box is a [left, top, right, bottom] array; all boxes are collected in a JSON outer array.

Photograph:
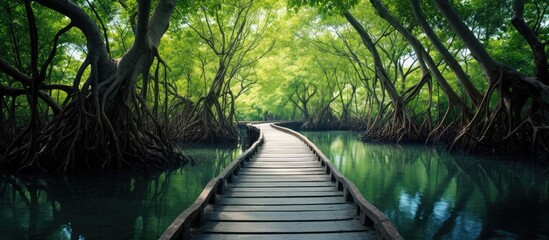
[[2, 131, 549, 239], [301, 131, 549, 239], [0, 146, 241, 239]]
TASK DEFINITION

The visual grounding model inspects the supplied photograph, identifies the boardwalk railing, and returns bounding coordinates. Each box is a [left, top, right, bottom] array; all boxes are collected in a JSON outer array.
[[160, 125, 264, 240], [271, 123, 402, 240], [161, 123, 402, 240]]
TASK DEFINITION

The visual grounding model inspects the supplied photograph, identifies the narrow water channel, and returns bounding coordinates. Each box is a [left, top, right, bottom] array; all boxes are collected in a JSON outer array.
[[301, 131, 549, 239], [1, 130, 548, 239]]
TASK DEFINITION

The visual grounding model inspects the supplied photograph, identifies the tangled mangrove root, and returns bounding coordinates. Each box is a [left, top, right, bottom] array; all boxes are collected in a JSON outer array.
[[450, 72, 549, 155], [302, 105, 341, 130], [170, 96, 239, 145], [1, 57, 188, 173], [361, 107, 421, 143]]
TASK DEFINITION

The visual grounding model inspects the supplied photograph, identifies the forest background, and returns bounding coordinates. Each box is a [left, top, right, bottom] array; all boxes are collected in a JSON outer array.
[[0, 0, 547, 173]]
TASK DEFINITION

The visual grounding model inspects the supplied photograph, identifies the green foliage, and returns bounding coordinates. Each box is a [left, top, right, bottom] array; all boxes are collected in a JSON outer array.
[[1, 0, 546, 155], [287, 0, 360, 15]]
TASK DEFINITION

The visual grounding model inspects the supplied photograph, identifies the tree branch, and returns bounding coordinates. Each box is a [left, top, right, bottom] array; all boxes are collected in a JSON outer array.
[[35, 0, 111, 67]]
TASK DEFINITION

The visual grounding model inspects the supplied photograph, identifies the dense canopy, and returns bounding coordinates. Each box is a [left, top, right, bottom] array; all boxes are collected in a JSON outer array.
[[0, 0, 547, 173]]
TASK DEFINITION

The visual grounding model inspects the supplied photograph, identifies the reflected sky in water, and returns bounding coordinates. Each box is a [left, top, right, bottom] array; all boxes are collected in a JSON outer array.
[[301, 131, 549, 239]]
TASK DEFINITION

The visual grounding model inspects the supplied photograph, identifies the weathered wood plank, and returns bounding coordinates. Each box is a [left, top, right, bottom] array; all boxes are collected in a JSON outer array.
[[217, 197, 346, 205], [192, 232, 374, 240], [244, 165, 321, 169], [238, 171, 326, 176], [248, 161, 318, 164], [196, 220, 368, 233], [251, 158, 317, 162], [225, 191, 343, 198], [244, 164, 321, 168], [235, 174, 330, 178], [213, 204, 356, 212], [204, 210, 355, 221], [242, 168, 324, 172], [228, 187, 337, 192], [238, 171, 326, 175], [254, 154, 314, 157], [259, 149, 311, 152], [258, 152, 312, 155], [234, 176, 331, 182], [259, 148, 310, 151], [246, 161, 319, 164], [229, 182, 335, 188], [261, 142, 304, 146]]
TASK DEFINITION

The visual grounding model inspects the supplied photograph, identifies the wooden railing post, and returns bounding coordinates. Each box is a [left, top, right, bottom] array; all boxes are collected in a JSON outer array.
[[343, 187, 354, 202], [217, 179, 226, 195], [181, 222, 191, 239]]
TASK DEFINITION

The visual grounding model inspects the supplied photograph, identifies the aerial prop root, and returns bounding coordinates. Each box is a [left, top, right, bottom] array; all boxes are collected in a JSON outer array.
[[1, 56, 186, 172], [450, 69, 549, 154]]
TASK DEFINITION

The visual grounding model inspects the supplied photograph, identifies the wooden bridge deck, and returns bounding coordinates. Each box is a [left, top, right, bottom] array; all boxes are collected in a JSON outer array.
[[191, 124, 374, 239], [161, 123, 401, 240]]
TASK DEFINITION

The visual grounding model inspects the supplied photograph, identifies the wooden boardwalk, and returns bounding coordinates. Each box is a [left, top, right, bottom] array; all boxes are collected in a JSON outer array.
[[161, 123, 401, 240]]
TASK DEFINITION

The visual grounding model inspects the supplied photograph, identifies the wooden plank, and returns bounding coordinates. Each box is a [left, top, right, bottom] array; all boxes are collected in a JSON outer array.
[[250, 161, 318, 164], [204, 210, 355, 221], [213, 204, 355, 212], [259, 149, 311, 152], [245, 163, 320, 167], [239, 169, 325, 173], [258, 151, 312, 155], [240, 167, 324, 171], [254, 154, 314, 157], [228, 187, 337, 192], [261, 142, 304, 145], [259, 148, 310, 151], [238, 171, 326, 176], [246, 160, 319, 164], [230, 182, 335, 188], [252, 157, 316, 160], [244, 165, 321, 169], [249, 161, 318, 164], [234, 176, 331, 182], [261, 143, 306, 145], [245, 162, 320, 166], [241, 171, 325, 174], [242, 168, 324, 172], [196, 220, 368, 233], [225, 191, 343, 198], [217, 197, 346, 205], [236, 174, 329, 179], [192, 232, 374, 240]]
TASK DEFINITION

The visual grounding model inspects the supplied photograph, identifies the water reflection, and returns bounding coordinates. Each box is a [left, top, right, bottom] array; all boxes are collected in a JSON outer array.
[[0, 146, 241, 239], [301, 131, 549, 239]]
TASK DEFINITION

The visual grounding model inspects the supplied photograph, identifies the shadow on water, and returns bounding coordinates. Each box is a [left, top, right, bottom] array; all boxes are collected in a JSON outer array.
[[0, 145, 242, 239], [302, 131, 549, 239]]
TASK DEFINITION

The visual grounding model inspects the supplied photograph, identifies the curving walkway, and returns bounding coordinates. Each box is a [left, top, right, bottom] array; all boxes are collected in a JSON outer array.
[[189, 124, 375, 239]]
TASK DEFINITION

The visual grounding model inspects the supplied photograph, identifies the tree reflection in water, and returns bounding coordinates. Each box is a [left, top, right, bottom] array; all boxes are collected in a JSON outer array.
[[0, 145, 241, 239], [302, 131, 549, 239], [0, 171, 166, 239]]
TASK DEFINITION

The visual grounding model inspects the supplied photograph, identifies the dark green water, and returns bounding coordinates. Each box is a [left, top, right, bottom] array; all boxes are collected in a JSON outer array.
[[301, 131, 549, 239], [0, 147, 241, 240], [2, 131, 548, 239]]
